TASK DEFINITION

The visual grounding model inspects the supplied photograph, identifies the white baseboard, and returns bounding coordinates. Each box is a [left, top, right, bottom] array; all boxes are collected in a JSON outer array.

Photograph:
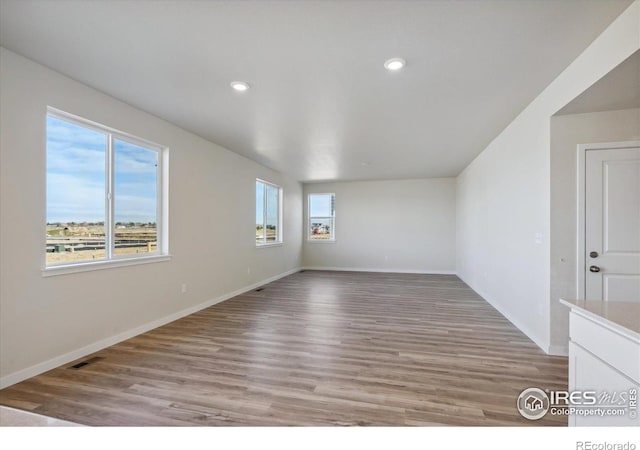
[[0, 267, 301, 389], [457, 274, 553, 355], [301, 266, 457, 275]]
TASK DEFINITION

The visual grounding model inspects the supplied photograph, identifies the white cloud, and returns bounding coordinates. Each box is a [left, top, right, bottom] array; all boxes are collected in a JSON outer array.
[[47, 173, 105, 222]]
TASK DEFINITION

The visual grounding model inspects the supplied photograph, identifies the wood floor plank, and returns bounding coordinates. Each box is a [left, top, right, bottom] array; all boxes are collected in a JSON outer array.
[[0, 271, 568, 426]]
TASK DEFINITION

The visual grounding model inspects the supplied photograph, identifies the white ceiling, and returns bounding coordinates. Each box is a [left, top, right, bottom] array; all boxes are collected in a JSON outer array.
[[556, 50, 640, 116], [0, 0, 633, 182]]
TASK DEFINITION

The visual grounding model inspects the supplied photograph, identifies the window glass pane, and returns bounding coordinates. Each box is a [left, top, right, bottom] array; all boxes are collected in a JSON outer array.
[[309, 194, 334, 217], [46, 116, 107, 264], [309, 193, 335, 240], [256, 180, 281, 245], [309, 218, 334, 240], [114, 139, 158, 256], [256, 181, 265, 243], [265, 184, 279, 242]]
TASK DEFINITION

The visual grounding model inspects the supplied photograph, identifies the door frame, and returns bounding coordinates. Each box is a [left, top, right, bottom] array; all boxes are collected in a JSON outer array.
[[576, 140, 640, 299]]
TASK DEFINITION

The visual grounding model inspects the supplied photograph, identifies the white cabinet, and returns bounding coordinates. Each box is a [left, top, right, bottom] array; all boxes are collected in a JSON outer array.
[[566, 306, 640, 427], [569, 341, 639, 426]]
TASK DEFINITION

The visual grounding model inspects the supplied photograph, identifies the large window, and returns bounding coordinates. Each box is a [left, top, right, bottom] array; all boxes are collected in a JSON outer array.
[[46, 108, 167, 268], [308, 193, 335, 241], [256, 179, 282, 245]]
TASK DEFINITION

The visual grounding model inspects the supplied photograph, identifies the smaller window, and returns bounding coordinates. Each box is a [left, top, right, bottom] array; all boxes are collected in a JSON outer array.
[[256, 179, 283, 245], [308, 193, 335, 241]]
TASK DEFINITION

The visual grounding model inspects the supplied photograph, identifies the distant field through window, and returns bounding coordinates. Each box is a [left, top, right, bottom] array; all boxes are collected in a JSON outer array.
[[308, 193, 335, 241], [256, 179, 282, 245], [46, 109, 166, 267]]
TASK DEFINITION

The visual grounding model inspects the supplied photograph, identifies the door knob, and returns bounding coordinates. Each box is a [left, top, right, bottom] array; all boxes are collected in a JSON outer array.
[[589, 265, 601, 273]]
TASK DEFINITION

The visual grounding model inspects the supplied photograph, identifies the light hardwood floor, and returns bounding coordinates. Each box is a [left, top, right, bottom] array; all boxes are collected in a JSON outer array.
[[0, 271, 568, 426]]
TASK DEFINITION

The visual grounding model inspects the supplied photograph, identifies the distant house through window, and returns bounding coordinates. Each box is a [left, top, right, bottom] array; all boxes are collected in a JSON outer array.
[[308, 193, 335, 241], [46, 108, 167, 267], [256, 179, 282, 245]]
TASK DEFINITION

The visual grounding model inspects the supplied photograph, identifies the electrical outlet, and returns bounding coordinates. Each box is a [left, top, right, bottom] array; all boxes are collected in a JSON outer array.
[[247, 267, 251, 275], [181, 283, 187, 294]]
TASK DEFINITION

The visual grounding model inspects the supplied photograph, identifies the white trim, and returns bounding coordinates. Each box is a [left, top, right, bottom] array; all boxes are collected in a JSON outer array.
[[160, 146, 170, 254], [301, 266, 456, 275], [576, 141, 640, 299], [457, 273, 552, 354], [255, 243, 283, 249], [42, 254, 172, 277], [2, 267, 301, 389], [106, 131, 114, 259], [47, 106, 165, 150]]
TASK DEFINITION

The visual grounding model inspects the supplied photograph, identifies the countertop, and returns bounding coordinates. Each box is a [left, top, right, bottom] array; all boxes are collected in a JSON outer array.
[[560, 298, 640, 341]]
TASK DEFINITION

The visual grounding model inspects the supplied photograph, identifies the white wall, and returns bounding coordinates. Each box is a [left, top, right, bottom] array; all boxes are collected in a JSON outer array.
[[0, 48, 303, 387], [303, 178, 456, 273], [456, 1, 639, 354], [550, 108, 640, 351]]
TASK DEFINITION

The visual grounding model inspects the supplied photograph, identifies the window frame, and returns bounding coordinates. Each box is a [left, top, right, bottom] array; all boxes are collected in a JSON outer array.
[[307, 192, 336, 242], [255, 178, 283, 247], [43, 107, 169, 276]]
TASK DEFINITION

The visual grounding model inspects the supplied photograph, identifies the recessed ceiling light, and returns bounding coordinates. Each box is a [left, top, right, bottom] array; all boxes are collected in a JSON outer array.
[[230, 81, 250, 92], [384, 58, 406, 71]]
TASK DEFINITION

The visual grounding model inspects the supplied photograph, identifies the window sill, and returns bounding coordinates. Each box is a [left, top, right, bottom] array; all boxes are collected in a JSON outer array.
[[256, 242, 283, 249], [42, 254, 172, 277], [306, 239, 336, 244]]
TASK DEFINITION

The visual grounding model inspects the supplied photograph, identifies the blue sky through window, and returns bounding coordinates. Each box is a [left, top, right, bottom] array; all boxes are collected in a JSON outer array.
[[256, 181, 264, 225], [256, 181, 278, 225], [266, 185, 278, 227], [310, 194, 334, 217], [46, 116, 158, 223], [114, 139, 157, 224]]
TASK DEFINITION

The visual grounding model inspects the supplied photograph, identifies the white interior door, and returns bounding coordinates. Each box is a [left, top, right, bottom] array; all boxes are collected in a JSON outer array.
[[585, 147, 640, 301]]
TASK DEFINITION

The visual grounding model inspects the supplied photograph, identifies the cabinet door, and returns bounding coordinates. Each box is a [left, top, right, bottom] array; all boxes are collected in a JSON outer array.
[[569, 342, 640, 426]]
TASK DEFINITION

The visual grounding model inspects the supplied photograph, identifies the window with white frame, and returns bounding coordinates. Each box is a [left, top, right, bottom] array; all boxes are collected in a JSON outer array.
[[308, 193, 335, 241], [45, 108, 167, 267], [256, 179, 282, 245]]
